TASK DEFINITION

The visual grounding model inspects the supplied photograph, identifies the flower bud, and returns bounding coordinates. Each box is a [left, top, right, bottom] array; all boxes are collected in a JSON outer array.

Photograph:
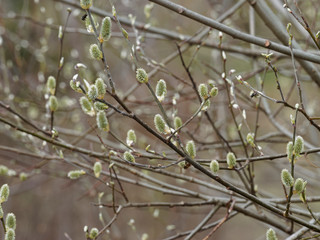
[[266, 228, 278, 240], [46, 76, 56, 95], [89, 227, 99, 238], [294, 136, 304, 156], [100, 17, 112, 41], [0, 165, 8, 176], [95, 78, 106, 99], [124, 151, 135, 163], [246, 133, 255, 147], [198, 83, 208, 100], [87, 84, 98, 100], [294, 178, 307, 194], [156, 79, 167, 102], [174, 116, 182, 130], [89, 44, 103, 60], [126, 129, 136, 146], [136, 68, 148, 83], [70, 80, 82, 93], [0, 205, 3, 218], [0, 184, 10, 203], [210, 160, 219, 173], [286, 141, 293, 161], [226, 152, 236, 169], [6, 213, 16, 230], [79, 96, 95, 116], [186, 140, 196, 159], [201, 99, 210, 111], [96, 111, 109, 132], [5, 228, 15, 240], [281, 169, 294, 187], [93, 162, 102, 178], [49, 96, 58, 112], [94, 102, 108, 111], [80, 0, 92, 9], [121, 28, 129, 39], [210, 87, 218, 97], [67, 170, 86, 179], [154, 114, 167, 134]]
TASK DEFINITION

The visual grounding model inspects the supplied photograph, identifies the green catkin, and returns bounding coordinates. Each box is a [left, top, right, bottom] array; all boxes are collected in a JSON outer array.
[[174, 116, 182, 130], [100, 17, 112, 41], [96, 111, 109, 132], [70, 80, 82, 93], [210, 87, 218, 97], [87, 85, 98, 100], [246, 133, 255, 147], [186, 140, 196, 159], [5, 228, 15, 240], [89, 228, 99, 238], [286, 141, 293, 161], [79, 96, 95, 116], [93, 162, 102, 178], [80, 0, 92, 9], [198, 83, 208, 100], [210, 160, 219, 173], [94, 102, 108, 111], [281, 169, 294, 187], [154, 114, 167, 134], [294, 178, 307, 193], [46, 76, 56, 95], [95, 78, 106, 99], [67, 170, 86, 179], [124, 151, 135, 163], [136, 68, 148, 83], [226, 152, 236, 169], [201, 99, 210, 111], [89, 44, 103, 60], [0, 165, 8, 175], [266, 228, 278, 240], [155, 79, 167, 102], [49, 96, 58, 112], [126, 129, 136, 146], [0, 184, 10, 203], [6, 213, 16, 230], [294, 136, 304, 156]]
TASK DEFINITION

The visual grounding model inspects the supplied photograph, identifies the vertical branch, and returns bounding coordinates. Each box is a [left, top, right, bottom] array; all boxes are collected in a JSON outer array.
[[50, 10, 71, 131]]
